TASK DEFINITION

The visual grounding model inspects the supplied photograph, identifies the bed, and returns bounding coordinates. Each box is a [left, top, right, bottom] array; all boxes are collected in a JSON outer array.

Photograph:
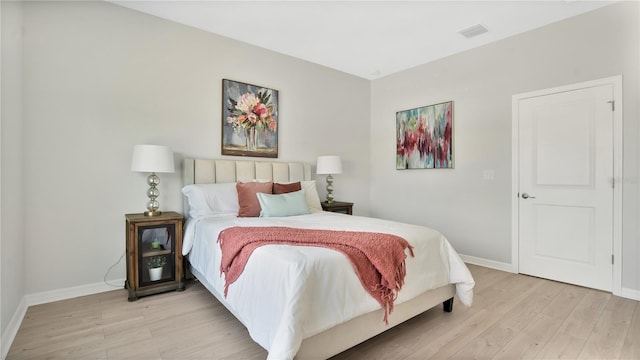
[[181, 158, 475, 360]]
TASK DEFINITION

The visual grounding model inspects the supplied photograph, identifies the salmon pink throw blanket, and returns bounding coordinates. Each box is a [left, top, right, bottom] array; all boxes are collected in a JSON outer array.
[[217, 226, 414, 323]]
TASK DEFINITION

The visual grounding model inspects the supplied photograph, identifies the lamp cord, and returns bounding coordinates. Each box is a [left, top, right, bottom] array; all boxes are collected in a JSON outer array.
[[104, 251, 126, 288]]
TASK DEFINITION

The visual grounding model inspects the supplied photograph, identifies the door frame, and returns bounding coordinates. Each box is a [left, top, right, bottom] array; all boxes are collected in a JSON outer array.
[[511, 75, 623, 296]]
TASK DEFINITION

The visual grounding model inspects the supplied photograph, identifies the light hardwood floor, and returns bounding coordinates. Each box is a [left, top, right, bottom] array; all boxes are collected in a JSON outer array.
[[7, 265, 639, 359]]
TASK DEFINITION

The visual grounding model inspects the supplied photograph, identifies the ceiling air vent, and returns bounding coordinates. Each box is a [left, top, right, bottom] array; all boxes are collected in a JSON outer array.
[[458, 24, 488, 38]]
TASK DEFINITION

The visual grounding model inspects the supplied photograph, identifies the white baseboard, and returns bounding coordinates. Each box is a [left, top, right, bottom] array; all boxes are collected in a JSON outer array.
[[1, 297, 27, 360], [459, 254, 515, 273], [1, 278, 125, 359], [459, 254, 640, 301], [620, 287, 640, 301], [24, 278, 126, 307]]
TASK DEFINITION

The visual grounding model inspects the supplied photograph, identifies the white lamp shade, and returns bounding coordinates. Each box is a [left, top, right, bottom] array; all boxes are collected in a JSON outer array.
[[316, 155, 342, 175], [131, 145, 175, 173]]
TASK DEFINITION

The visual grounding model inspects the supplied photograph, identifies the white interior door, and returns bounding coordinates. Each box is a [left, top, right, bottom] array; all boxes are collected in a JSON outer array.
[[517, 84, 614, 291]]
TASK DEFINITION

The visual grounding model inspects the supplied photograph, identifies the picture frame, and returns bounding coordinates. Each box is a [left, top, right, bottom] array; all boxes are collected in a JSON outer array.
[[396, 101, 454, 169], [222, 79, 279, 158]]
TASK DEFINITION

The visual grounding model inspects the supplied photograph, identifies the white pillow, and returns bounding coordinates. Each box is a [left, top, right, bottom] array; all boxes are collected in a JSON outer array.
[[257, 190, 310, 217], [182, 183, 239, 218], [301, 180, 323, 213]]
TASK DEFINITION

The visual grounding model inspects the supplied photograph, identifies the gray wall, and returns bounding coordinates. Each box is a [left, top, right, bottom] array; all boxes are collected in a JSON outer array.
[[1, 0, 24, 342], [370, 1, 639, 292], [18, 0, 370, 295]]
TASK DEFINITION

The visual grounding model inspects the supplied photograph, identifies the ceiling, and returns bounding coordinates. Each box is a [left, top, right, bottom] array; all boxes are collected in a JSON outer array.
[[110, 1, 616, 80]]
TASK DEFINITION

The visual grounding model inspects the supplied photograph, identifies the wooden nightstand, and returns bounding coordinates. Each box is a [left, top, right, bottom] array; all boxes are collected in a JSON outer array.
[[321, 201, 353, 215], [125, 211, 185, 301]]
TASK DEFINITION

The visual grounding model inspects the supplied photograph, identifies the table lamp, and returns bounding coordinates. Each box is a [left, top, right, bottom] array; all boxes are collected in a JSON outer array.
[[316, 155, 342, 203], [131, 144, 175, 216]]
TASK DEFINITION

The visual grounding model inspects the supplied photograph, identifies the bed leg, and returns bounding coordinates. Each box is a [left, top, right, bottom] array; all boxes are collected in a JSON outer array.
[[442, 297, 454, 312]]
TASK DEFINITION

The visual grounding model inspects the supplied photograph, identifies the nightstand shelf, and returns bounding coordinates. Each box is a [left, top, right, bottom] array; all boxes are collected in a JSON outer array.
[[142, 249, 171, 256], [125, 211, 185, 301], [321, 201, 353, 215]]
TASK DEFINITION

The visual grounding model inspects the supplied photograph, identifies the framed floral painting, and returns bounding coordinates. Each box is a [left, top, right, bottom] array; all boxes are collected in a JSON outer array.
[[222, 79, 278, 158], [396, 101, 454, 169]]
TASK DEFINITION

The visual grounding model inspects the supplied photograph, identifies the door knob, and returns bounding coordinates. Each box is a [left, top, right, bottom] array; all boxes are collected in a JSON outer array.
[[521, 193, 536, 199]]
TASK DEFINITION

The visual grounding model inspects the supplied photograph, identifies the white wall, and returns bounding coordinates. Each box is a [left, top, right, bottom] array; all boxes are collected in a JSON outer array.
[[1, 0, 25, 348], [370, 1, 639, 292], [19, 1, 370, 295]]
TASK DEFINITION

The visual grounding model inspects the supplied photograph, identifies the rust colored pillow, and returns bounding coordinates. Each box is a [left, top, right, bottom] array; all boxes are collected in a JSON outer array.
[[236, 181, 273, 217], [273, 182, 302, 194]]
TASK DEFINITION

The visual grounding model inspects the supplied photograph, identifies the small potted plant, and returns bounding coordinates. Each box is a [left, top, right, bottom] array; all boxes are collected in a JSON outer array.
[[147, 255, 167, 281]]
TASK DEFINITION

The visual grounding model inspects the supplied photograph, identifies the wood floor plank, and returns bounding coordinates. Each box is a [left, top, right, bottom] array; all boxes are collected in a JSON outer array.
[[448, 279, 566, 359], [540, 282, 589, 319], [31, 338, 110, 360], [534, 332, 586, 360], [535, 288, 610, 359], [556, 289, 611, 340], [491, 313, 560, 360], [105, 336, 163, 360], [620, 303, 640, 360], [8, 327, 105, 360], [577, 295, 637, 359], [102, 326, 154, 350], [6, 266, 639, 360]]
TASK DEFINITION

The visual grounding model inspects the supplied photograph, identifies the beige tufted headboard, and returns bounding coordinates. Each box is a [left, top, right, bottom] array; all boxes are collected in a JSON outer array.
[[182, 158, 313, 214]]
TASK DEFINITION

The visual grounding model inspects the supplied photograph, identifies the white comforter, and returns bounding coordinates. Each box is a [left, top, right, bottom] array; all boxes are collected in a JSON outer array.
[[183, 212, 474, 360]]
